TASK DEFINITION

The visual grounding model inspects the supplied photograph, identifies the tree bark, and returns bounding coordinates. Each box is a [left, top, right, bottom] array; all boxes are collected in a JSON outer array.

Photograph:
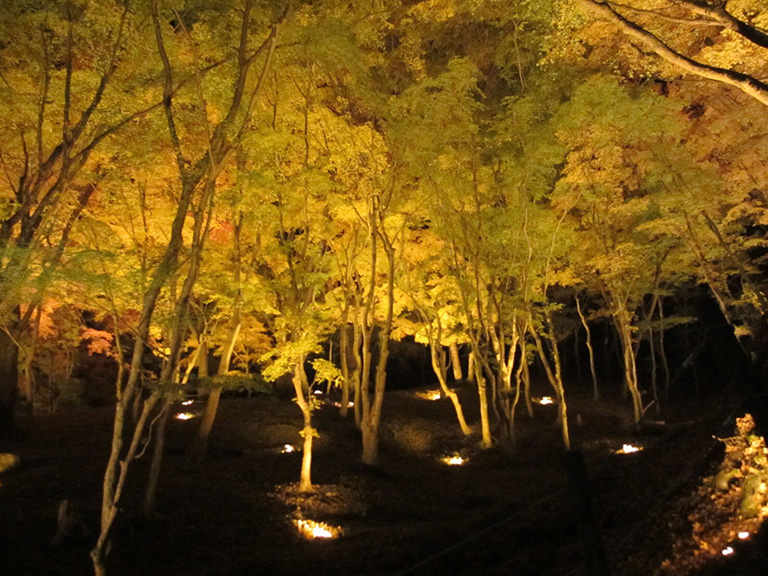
[[428, 342, 472, 436], [575, 296, 600, 401], [292, 358, 314, 492], [188, 323, 241, 462], [449, 342, 463, 381], [529, 317, 571, 450], [142, 399, 172, 517]]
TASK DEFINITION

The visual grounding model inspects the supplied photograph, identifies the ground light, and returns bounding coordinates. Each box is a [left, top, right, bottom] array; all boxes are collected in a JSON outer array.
[[615, 443, 643, 455], [416, 390, 442, 401], [534, 396, 555, 405], [441, 454, 467, 466], [282, 444, 296, 453], [294, 518, 342, 540], [330, 400, 354, 408], [175, 412, 197, 420], [182, 400, 194, 406]]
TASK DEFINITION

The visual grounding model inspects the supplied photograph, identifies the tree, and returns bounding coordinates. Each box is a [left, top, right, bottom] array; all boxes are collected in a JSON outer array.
[[552, 74, 704, 422], [91, 1, 287, 572], [0, 0, 153, 436]]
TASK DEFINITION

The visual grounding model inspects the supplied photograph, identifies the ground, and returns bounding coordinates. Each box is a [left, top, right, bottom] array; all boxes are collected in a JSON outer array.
[[0, 382, 766, 576]]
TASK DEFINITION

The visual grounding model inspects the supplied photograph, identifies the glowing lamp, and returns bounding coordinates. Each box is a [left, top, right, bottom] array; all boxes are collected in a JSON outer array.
[[615, 444, 642, 454], [536, 396, 555, 405], [282, 444, 295, 453], [182, 400, 194, 406], [294, 518, 341, 540], [442, 454, 466, 466], [722, 546, 734, 556], [175, 412, 196, 420], [330, 401, 354, 408], [738, 531, 750, 540], [416, 390, 442, 401]]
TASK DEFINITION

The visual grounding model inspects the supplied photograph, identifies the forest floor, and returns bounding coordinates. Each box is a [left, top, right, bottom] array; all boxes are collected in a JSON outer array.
[[0, 381, 766, 576]]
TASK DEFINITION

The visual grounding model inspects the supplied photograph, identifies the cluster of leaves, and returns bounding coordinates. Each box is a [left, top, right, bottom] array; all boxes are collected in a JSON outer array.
[[197, 372, 273, 396]]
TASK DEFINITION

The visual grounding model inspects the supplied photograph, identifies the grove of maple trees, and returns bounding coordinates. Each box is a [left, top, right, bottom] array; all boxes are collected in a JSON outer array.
[[1, 0, 768, 574]]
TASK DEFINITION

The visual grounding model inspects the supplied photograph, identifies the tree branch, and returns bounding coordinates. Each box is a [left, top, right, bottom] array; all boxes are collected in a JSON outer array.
[[607, 1, 720, 26], [575, 0, 768, 107], [675, 0, 768, 49]]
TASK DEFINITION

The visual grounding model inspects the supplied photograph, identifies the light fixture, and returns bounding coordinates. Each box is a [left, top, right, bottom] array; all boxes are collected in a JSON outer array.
[[441, 454, 466, 466], [294, 518, 341, 539], [615, 444, 642, 454]]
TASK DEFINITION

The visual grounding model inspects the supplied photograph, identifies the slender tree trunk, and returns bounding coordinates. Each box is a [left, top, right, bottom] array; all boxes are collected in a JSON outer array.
[[292, 357, 314, 492], [91, 392, 159, 576], [649, 327, 660, 414], [464, 336, 492, 448], [339, 320, 350, 418], [360, 201, 395, 466], [658, 298, 671, 394], [467, 352, 476, 383], [615, 312, 643, 423], [449, 342, 463, 381], [428, 341, 472, 436], [197, 338, 209, 384], [188, 323, 241, 462], [575, 296, 600, 401], [20, 306, 42, 406], [142, 398, 172, 517], [573, 323, 582, 381], [529, 318, 571, 450], [473, 356, 492, 448]]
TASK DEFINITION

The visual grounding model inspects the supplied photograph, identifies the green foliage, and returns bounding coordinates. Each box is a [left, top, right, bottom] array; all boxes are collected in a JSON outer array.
[[198, 372, 273, 396], [310, 357, 342, 388]]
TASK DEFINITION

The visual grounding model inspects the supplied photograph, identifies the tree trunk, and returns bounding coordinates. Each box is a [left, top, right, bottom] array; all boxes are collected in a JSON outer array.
[[188, 323, 240, 462], [339, 321, 350, 418], [649, 327, 660, 415], [658, 298, 671, 395], [142, 399, 172, 517], [449, 342, 463, 381], [468, 346, 492, 448], [292, 358, 314, 492], [196, 338, 209, 394], [91, 392, 159, 575], [529, 319, 571, 450], [429, 342, 472, 436], [360, 202, 394, 466], [615, 312, 643, 424], [575, 296, 600, 401], [19, 305, 41, 407], [0, 320, 19, 437]]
